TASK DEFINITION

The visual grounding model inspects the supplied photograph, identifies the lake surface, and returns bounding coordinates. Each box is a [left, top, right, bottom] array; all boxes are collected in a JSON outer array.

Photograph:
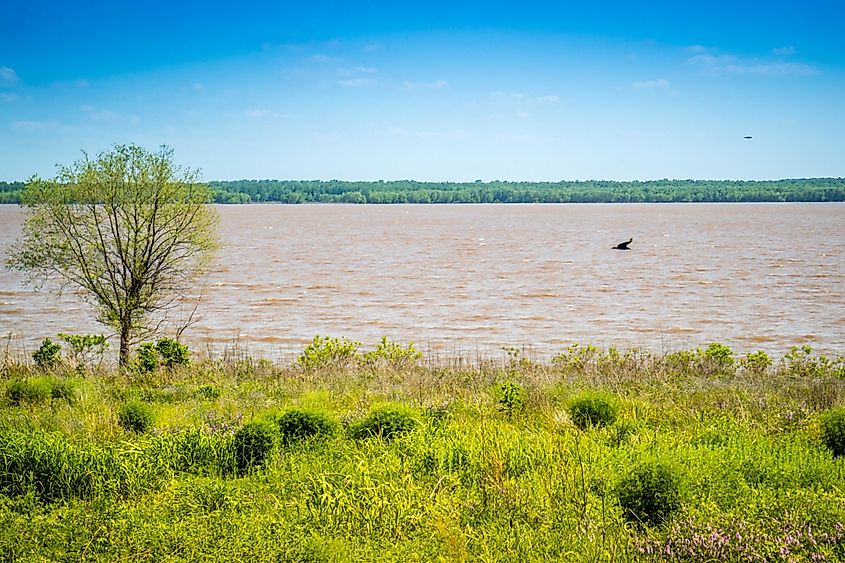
[[1, 203, 843, 361]]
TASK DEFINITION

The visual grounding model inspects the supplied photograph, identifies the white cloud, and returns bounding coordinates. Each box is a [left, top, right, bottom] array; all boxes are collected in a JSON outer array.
[[82, 105, 120, 122], [11, 120, 59, 131], [0, 66, 20, 85], [516, 110, 532, 119], [353, 66, 377, 74], [402, 80, 449, 90], [688, 53, 816, 76], [632, 78, 671, 89], [491, 91, 559, 104], [773, 46, 797, 56], [337, 77, 376, 88]]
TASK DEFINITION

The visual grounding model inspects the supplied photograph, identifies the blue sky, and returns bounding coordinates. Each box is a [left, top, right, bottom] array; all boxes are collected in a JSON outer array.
[[1, 0, 843, 181]]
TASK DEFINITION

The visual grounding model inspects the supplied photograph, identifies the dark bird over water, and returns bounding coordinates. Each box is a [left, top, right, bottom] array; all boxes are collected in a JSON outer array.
[[613, 237, 633, 250], [744, 136, 753, 139]]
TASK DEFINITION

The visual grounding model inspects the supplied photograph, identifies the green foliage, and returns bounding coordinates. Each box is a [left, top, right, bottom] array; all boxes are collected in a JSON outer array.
[[32, 338, 62, 370], [6, 377, 76, 406], [819, 406, 845, 457], [207, 178, 845, 204], [740, 349, 772, 374], [6, 144, 219, 367], [349, 404, 419, 440], [616, 461, 682, 526], [196, 384, 221, 400], [276, 409, 339, 445], [297, 335, 361, 370], [233, 421, 277, 475], [134, 342, 160, 374], [552, 343, 600, 370], [567, 391, 619, 430], [133, 339, 191, 374], [117, 401, 155, 433], [700, 342, 735, 372], [155, 338, 190, 368], [7, 379, 51, 406], [361, 337, 422, 370], [781, 346, 845, 379], [495, 380, 526, 417], [57, 333, 109, 369]]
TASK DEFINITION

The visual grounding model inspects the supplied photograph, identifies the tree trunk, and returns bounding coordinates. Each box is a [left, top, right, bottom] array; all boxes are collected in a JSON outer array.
[[119, 324, 131, 367]]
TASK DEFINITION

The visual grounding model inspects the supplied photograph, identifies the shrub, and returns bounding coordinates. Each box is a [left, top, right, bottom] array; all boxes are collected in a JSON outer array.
[[700, 342, 735, 372], [349, 404, 419, 441], [616, 461, 682, 526], [819, 406, 845, 457], [58, 333, 109, 369], [233, 421, 277, 474], [496, 380, 526, 417], [7, 379, 51, 406], [740, 350, 772, 374], [32, 338, 62, 370], [196, 384, 222, 400], [48, 379, 76, 403], [567, 391, 618, 430], [118, 401, 155, 433], [134, 342, 160, 374], [276, 409, 339, 445], [6, 377, 75, 406], [297, 335, 360, 370], [156, 338, 190, 368], [361, 337, 422, 370]]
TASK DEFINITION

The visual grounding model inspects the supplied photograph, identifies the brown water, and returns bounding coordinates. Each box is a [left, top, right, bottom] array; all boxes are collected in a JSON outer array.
[[1, 203, 843, 360]]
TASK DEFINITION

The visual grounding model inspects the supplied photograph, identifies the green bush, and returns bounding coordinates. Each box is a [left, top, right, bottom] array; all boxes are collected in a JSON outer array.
[[6, 378, 76, 406], [156, 338, 190, 368], [567, 391, 618, 430], [7, 379, 51, 406], [276, 409, 338, 445], [32, 338, 62, 370], [360, 337, 422, 370], [349, 404, 419, 441], [118, 401, 155, 433], [496, 380, 526, 416], [196, 384, 222, 400], [615, 461, 682, 526], [58, 333, 109, 369], [819, 406, 845, 457], [297, 335, 360, 370], [233, 421, 277, 474], [134, 342, 160, 374]]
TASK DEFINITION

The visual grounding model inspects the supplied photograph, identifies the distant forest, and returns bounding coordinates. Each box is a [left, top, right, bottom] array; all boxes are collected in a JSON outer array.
[[2, 178, 845, 204]]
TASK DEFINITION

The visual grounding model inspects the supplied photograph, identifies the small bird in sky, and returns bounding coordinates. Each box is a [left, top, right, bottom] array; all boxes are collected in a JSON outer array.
[[744, 136, 753, 139]]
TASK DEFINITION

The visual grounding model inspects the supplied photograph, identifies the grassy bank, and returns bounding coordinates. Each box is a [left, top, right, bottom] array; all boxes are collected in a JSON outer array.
[[1, 341, 845, 561]]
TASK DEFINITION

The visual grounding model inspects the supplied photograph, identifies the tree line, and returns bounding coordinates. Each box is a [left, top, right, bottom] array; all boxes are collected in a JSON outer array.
[[3, 178, 845, 204], [209, 178, 845, 204]]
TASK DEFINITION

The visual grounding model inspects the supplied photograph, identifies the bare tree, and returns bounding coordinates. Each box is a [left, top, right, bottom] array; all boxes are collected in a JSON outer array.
[[6, 144, 219, 366]]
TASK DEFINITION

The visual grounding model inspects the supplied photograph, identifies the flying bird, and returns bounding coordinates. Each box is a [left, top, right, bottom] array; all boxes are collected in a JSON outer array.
[[613, 238, 633, 250], [744, 136, 753, 139]]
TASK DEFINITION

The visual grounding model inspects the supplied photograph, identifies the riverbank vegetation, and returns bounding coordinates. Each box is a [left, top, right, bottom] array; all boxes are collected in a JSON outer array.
[[3, 178, 845, 204], [2, 337, 845, 561]]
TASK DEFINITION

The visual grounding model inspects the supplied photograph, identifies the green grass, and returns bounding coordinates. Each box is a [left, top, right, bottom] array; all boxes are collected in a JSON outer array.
[[1, 343, 844, 561]]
